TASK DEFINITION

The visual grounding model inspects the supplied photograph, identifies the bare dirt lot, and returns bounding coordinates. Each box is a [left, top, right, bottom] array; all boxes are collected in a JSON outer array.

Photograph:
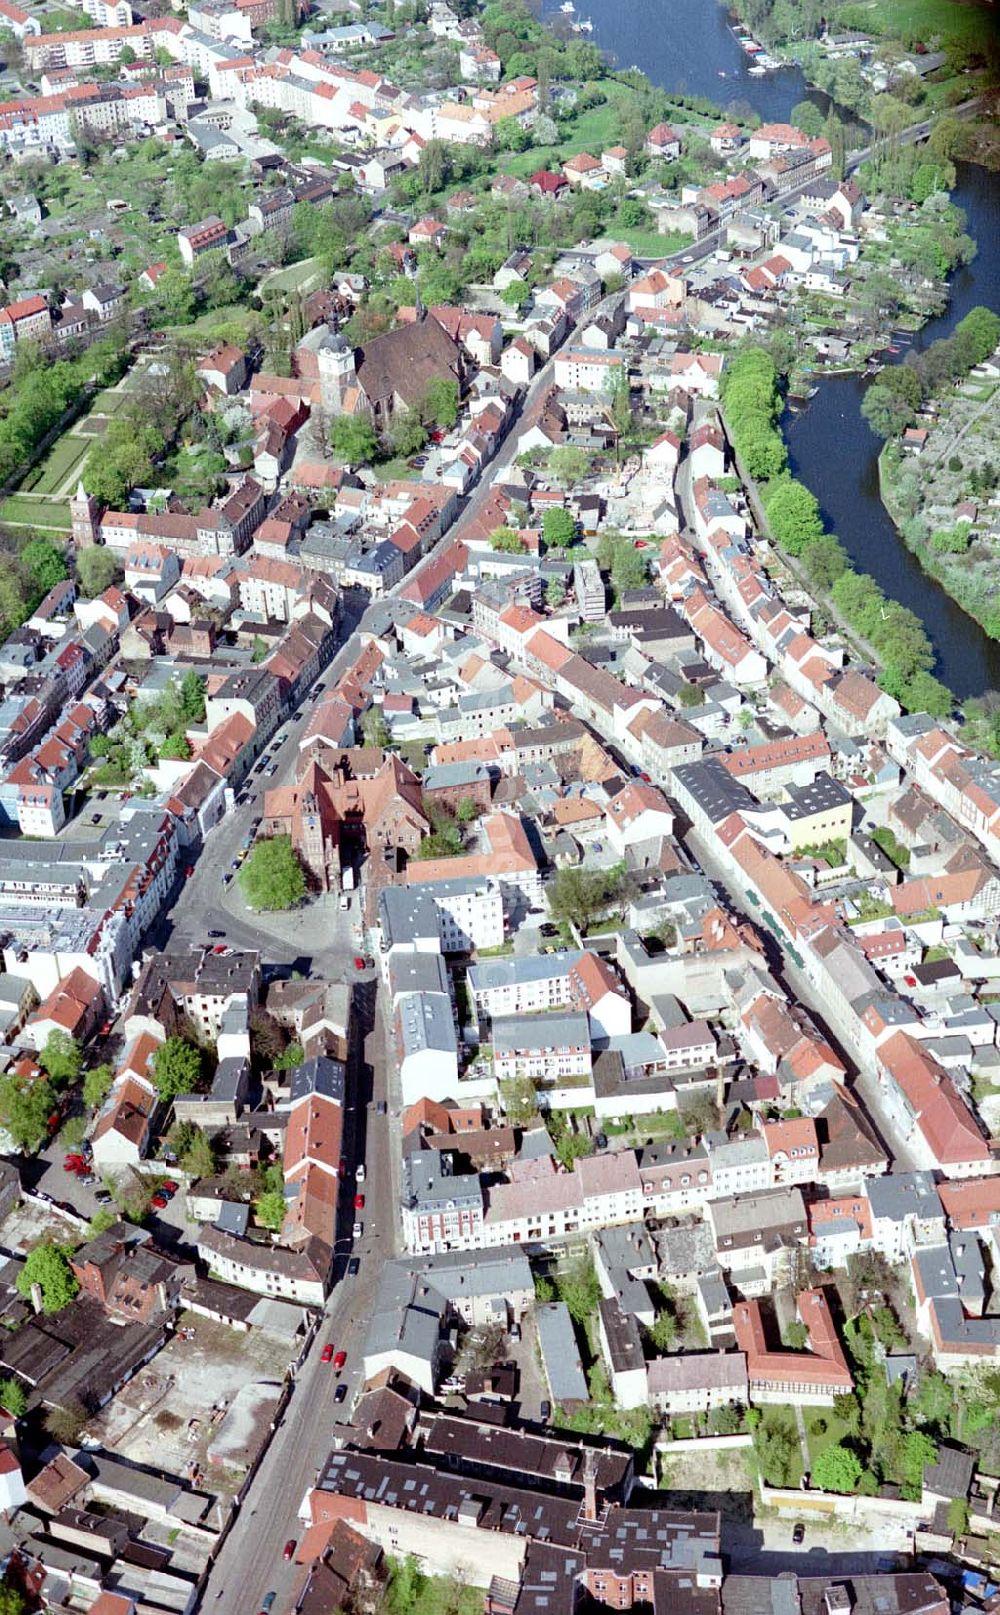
[[88, 1312, 293, 1498]]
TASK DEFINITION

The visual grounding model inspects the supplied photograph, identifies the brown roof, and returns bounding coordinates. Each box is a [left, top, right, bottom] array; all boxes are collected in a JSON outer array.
[[357, 313, 462, 415]]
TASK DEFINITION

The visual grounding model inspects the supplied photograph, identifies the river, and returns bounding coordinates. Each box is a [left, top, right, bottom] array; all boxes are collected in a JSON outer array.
[[577, 0, 1000, 697]]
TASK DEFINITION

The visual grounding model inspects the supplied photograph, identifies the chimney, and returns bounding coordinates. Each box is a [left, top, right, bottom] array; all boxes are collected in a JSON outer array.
[[30, 1282, 44, 1315], [825, 1587, 852, 1615], [582, 1446, 599, 1523]]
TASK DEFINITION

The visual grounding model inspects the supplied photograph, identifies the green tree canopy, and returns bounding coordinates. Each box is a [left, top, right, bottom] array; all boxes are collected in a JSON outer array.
[[812, 1443, 863, 1494], [491, 525, 526, 553], [239, 836, 307, 911], [548, 865, 624, 933], [0, 1376, 26, 1418], [39, 1031, 82, 1087], [388, 408, 428, 458], [75, 546, 119, 599], [331, 414, 378, 466], [151, 1036, 202, 1101], [763, 477, 825, 554], [542, 506, 577, 548], [21, 538, 68, 597], [16, 1242, 79, 1313], [421, 376, 460, 429], [255, 1189, 287, 1232], [82, 1063, 114, 1112], [0, 1073, 55, 1152], [180, 670, 206, 722]]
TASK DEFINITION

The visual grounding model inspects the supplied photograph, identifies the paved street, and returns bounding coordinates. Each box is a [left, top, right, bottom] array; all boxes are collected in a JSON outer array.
[[201, 998, 393, 1615]]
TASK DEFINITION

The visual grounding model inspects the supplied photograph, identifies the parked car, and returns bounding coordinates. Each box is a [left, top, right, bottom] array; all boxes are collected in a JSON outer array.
[[353, 955, 366, 971], [792, 1523, 806, 1545], [283, 1540, 296, 1561], [162, 1179, 179, 1192], [352, 1220, 363, 1239], [334, 1383, 348, 1404], [261, 1595, 277, 1614], [347, 1257, 360, 1277], [63, 1154, 86, 1173], [353, 1193, 365, 1210], [94, 1189, 112, 1205], [333, 1350, 347, 1370], [321, 1344, 334, 1363], [208, 929, 225, 939], [355, 1163, 366, 1183], [540, 1400, 551, 1420], [150, 1193, 168, 1210]]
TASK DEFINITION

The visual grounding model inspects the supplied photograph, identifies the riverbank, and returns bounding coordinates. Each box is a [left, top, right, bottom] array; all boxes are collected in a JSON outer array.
[[877, 366, 1000, 642]]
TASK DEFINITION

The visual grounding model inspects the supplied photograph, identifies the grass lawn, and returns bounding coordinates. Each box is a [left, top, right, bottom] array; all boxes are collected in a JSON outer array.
[[372, 455, 420, 483], [857, 0, 994, 48], [0, 496, 72, 530], [259, 255, 323, 294], [163, 305, 260, 345], [505, 79, 633, 175], [618, 227, 692, 258], [91, 389, 127, 414], [32, 435, 91, 496], [805, 1405, 851, 1471]]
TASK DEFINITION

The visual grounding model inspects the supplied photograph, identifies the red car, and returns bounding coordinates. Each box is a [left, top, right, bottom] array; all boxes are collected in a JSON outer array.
[[64, 1154, 86, 1172], [321, 1344, 335, 1363], [184, 865, 195, 879], [162, 1180, 179, 1193], [353, 956, 366, 971], [333, 1350, 347, 1370], [283, 1540, 296, 1561], [150, 1193, 168, 1210], [354, 1193, 365, 1210]]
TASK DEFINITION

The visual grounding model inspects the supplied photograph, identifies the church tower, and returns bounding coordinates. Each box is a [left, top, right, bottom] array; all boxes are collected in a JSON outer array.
[[70, 481, 100, 548]]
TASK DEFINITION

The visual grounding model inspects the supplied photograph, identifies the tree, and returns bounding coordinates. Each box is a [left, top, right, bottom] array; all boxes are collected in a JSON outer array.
[[782, 1321, 809, 1349], [16, 1242, 79, 1313], [812, 1443, 863, 1494], [790, 98, 824, 137], [21, 538, 67, 597], [180, 1127, 217, 1179], [548, 865, 623, 933], [239, 836, 307, 911], [151, 1036, 202, 1101], [649, 1307, 679, 1350], [388, 408, 428, 458], [490, 525, 527, 553], [900, 1430, 937, 1497], [39, 1031, 82, 1087], [548, 445, 589, 486], [421, 376, 459, 429], [500, 1076, 538, 1127], [331, 414, 378, 466], [862, 383, 917, 440], [556, 1254, 600, 1325], [542, 507, 577, 549], [763, 477, 825, 554], [273, 1041, 304, 1071], [500, 278, 531, 310], [45, 1397, 88, 1445], [361, 706, 392, 749], [255, 1189, 286, 1232], [81, 1065, 112, 1117], [75, 546, 119, 598], [180, 670, 206, 722], [160, 732, 191, 761], [0, 1585, 26, 1615], [0, 1073, 55, 1152], [450, 797, 478, 827], [0, 1377, 26, 1417]]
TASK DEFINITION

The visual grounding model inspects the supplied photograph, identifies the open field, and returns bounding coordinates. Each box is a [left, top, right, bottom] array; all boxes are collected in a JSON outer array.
[[856, 0, 995, 48], [30, 434, 91, 496], [0, 496, 72, 530]]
